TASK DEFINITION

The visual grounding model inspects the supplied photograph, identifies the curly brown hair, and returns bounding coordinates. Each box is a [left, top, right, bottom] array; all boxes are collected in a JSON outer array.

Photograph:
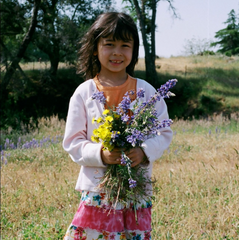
[[77, 12, 139, 80]]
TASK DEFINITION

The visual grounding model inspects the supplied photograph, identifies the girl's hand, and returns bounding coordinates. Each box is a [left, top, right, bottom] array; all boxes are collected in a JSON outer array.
[[101, 147, 122, 165], [126, 148, 149, 167]]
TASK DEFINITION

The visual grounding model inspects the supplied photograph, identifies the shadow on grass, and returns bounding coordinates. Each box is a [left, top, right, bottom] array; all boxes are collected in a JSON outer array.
[[135, 70, 207, 119], [205, 67, 239, 89], [135, 67, 239, 119]]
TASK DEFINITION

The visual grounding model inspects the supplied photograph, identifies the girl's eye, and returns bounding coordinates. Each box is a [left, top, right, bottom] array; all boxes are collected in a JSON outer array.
[[105, 43, 113, 46], [123, 44, 131, 48]]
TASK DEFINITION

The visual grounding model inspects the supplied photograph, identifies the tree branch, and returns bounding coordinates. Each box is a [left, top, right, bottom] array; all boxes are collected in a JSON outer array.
[[0, 39, 29, 80], [71, 3, 81, 21], [1, 0, 41, 93], [165, 0, 180, 18]]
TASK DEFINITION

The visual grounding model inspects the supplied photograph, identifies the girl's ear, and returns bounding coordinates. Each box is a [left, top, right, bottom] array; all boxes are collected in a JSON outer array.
[[93, 51, 97, 56]]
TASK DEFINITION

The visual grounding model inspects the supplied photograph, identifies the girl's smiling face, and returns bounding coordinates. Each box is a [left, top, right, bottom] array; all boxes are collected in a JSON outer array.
[[96, 36, 134, 76]]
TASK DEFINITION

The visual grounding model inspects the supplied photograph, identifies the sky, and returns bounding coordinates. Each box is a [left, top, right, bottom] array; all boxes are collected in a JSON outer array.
[[114, 0, 239, 58]]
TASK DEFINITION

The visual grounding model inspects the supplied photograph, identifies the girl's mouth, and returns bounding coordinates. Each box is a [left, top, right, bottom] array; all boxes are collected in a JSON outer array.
[[110, 60, 123, 64]]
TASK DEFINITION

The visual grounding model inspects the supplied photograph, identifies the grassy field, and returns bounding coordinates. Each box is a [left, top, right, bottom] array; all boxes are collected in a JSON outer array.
[[1, 114, 239, 239], [1, 55, 239, 239]]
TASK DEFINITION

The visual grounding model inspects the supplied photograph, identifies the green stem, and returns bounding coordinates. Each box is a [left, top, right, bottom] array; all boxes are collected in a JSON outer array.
[[134, 202, 138, 224]]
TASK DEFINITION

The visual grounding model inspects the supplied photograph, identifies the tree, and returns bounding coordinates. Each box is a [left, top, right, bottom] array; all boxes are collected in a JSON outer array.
[[1, 0, 113, 79], [211, 9, 239, 56], [123, 0, 178, 86], [0, 0, 31, 71], [1, 0, 41, 97], [33, 0, 112, 76], [183, 37, 214, 56]]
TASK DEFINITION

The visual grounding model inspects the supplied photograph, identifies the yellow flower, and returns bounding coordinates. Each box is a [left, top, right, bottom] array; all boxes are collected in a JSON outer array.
[[92, 117, 95, 124], [99, 128, 110, 140], [103, 142, 114, 151], [97, 117, 103, 123], [113, 113, 120, 119], [105, 116, 113, 122], [93, 129, 99, 136], [91, 136, 99, 143], [103, 121, 111, 128], [103, 109, 110, 115]]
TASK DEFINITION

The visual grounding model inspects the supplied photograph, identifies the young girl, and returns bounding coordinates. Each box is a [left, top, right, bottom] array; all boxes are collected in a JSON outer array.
[[63, 12, 173, 240]]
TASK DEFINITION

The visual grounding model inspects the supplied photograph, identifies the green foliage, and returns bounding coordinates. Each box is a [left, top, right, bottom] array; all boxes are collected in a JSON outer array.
[[135, 56, 239, 120], [1, 0, 113, 75], [32, 0, 112, 75], [1, 55, 239, 131], [99, 163, 152, 207], [211, 9, 239, 56], [0, 68, 83, 131], [0, 0, 29, 66], [134, 70, 205, 119]]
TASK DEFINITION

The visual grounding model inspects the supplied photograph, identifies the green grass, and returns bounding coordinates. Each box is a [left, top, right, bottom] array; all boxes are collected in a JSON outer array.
[[135, 55, 239, 118]]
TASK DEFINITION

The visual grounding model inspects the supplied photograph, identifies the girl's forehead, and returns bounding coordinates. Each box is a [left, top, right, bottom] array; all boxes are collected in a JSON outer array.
[[100, 34, 134, 42]]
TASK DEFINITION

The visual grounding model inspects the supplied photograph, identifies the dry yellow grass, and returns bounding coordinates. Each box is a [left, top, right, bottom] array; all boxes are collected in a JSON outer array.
[[1, 115, 239, 239], [152, 115, 239, 239], [2, 54, 234, 73]]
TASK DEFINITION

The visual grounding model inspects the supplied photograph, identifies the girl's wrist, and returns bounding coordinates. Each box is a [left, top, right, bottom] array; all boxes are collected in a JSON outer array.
[[100, 147, 107, 165], [141, 156, 149, 164]]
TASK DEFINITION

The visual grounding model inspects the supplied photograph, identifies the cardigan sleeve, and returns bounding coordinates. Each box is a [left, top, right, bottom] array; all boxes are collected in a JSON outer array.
[[141, 98, 173, 162], [137, 79, 173, 163], [62, 90, 106, 168]]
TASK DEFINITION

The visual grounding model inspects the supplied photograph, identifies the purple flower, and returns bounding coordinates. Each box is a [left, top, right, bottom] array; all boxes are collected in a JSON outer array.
[[126, 135, 137, 147], [120, 154, 127, 165], [157, 79, 177, 98], [1, 150, 9, 165], [157, 119, 173, 129], [121, 114, 130, 123], [92, 91, 106, 104], [111, 131, 120, 142], [120, 152, 133, 179], [137, 88, 145, 98], [128, 178, 137, 188], [126, 129, 145, 147], [116, 93, 131, 114]]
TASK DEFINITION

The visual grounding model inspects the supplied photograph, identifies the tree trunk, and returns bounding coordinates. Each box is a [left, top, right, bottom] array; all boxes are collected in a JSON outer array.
[[49, 54, 60, 76], [0, 39, 29, 81], [148, 0, 158, 87], [132, 0, 158, 86], [145, 53, 157, 86], [1, 0, 40, 93]]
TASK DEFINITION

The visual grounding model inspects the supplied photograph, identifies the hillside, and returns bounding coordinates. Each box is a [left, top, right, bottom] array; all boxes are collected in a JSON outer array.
[[135, 55, 239, 118], [1, 55, 239, 130]]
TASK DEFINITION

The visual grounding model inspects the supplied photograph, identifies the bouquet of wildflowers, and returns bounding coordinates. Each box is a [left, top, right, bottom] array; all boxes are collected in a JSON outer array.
[[91, 79, 177, 210]]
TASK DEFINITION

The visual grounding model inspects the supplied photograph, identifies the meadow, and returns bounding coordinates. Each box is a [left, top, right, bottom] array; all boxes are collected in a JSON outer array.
[[1, 114, 239, 240], [1, 55, 239, 239]]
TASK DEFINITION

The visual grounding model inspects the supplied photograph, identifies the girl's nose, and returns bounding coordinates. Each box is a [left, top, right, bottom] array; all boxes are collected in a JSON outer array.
[[113, 47, 122, 56], [113, 52, 121, 56]]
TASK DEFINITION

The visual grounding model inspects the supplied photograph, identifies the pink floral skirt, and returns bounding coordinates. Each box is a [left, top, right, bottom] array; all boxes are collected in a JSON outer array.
[[64, 191, 152, 240]]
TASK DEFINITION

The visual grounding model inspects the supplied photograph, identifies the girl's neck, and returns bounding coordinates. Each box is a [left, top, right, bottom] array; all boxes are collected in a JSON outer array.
[[97, 71, 128, 87]]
